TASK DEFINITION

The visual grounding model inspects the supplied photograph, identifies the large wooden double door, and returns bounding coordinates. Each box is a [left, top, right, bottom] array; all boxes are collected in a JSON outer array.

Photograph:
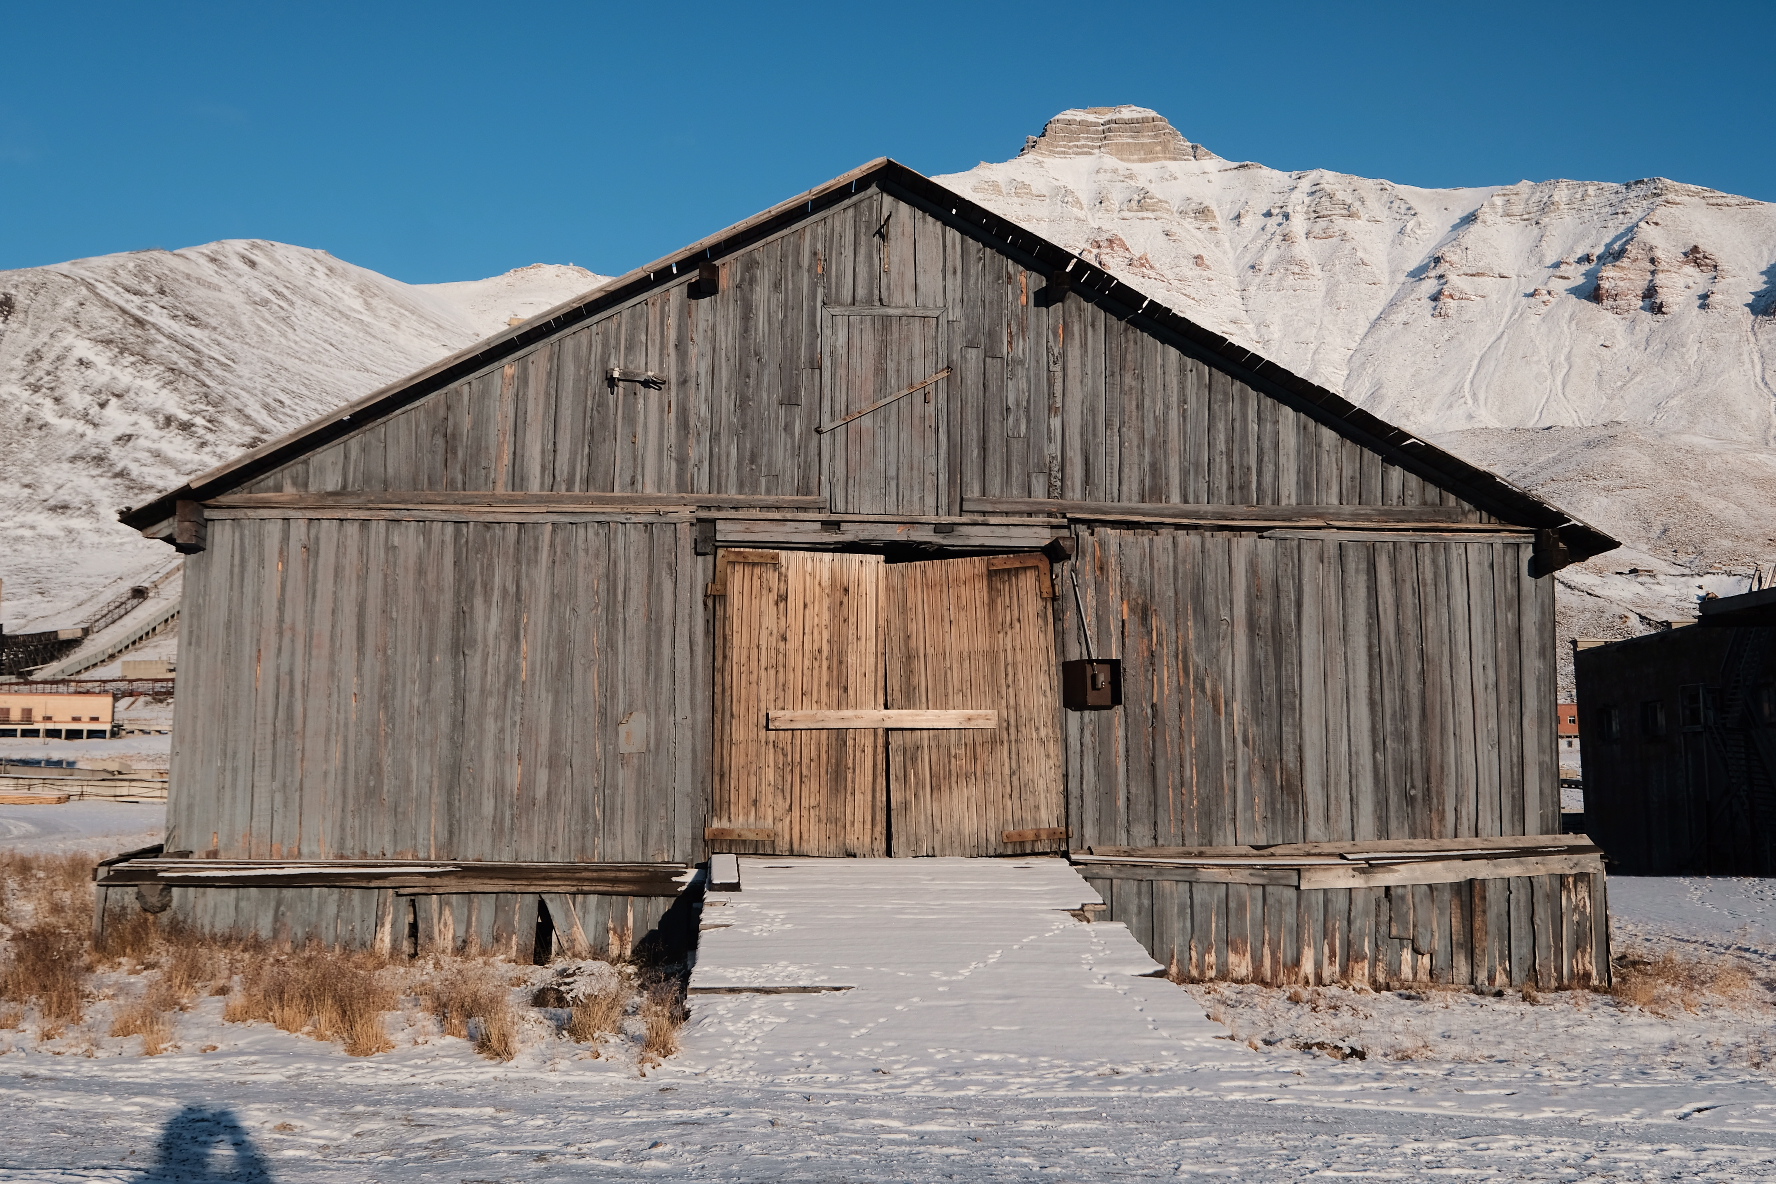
[[711, 550, 1065, 857]]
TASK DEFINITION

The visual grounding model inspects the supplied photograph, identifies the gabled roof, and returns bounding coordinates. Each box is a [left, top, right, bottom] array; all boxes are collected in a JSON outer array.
[[120, 159, 1618, 563]]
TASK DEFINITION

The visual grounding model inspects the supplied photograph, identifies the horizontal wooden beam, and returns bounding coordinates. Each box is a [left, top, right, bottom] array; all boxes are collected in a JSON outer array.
[[1002, 827, 1069, 844], [1298, 852, 1603, 890], [1260, 529, 1533, 543], [1074, 836, 1605, 890], [1090, 835, 1598, 860], [766, 709, 997, 730], [1079, 863, 1301, 887], [207, 491, 826, 510], [715, 519, 1062, 550], [208, 509, 703, 525], [95, 858, 694, 896], [962, 496, 1476, 527]]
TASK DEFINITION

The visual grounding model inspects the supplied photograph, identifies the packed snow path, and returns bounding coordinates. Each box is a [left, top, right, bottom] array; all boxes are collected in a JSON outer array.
[[681, 856, 1246, 1090]]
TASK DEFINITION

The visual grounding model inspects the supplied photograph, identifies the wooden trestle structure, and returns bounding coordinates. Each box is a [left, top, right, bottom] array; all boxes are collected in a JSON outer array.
[[116, 159, 1618, 985]]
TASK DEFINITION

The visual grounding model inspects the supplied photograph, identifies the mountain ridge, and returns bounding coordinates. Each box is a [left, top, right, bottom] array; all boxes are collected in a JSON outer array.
[[939, 107, 1776, 683], [0, 241, 604, 628], [5, 107, 1771, 693]]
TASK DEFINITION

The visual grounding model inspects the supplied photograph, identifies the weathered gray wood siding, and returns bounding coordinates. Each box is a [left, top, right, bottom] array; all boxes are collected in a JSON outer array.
[[169, 515, 707, 863], [1062, 528, 1559, 850], [161, 178, 1566, 961], [233, 188, 1487, 519]]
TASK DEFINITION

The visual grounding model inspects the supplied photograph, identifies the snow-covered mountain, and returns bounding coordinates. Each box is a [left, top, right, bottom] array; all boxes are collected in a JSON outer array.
[[7, 107, 1771, 690], [0, 243, 603, 628], [939, 107, 1776, 683]]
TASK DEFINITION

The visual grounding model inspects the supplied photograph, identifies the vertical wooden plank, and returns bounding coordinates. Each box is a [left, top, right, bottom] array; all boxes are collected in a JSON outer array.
[[1468, 545, 1503, 836], [1346, 885, 1375, 985], [1494, 542, 1526, 835]]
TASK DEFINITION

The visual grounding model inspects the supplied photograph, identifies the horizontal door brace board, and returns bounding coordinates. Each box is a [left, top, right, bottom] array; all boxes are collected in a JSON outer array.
[[207, 492, 827, 509], [961, 497, 1476, 526], [1261, 529, 1534, 542], [766, 709, 998, 730], [705, 827, 776, 842], [715, 519, 1062, 550], [817, 367, 953, 434], [1003, 827, 1070, 843], [95, 858, 694, 896]]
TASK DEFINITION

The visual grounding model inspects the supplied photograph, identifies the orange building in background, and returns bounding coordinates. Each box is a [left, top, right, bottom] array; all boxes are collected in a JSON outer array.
[[1557, 701, 1580, 760], [0, 692, 114, 739]]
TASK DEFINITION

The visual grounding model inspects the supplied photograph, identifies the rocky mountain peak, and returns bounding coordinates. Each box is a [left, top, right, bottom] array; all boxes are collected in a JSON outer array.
[[1020, 106, 1217, 164]]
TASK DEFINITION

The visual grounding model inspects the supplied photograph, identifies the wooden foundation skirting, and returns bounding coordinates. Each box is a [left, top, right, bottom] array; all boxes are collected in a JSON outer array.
[[1077, 838, 1609, 990], [94, 881, 689, 961]]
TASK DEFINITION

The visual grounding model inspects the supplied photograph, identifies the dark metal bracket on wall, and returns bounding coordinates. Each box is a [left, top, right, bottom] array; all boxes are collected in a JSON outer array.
[[608, 368, 665, 390]]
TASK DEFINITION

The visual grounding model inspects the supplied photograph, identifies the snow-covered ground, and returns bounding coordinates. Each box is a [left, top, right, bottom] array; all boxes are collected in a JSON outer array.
[[3, 825, 1776, 1180], [0, 800, 164, 854]]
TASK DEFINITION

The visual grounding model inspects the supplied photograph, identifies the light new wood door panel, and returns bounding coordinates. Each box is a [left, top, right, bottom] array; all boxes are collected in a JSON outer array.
[[885, 555, 1066, 856], [712, 551, 887, 856]]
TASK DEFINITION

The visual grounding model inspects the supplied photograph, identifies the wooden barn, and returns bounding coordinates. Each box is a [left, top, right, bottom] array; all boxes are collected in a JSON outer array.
[[1577, 590, 1776, 875], [110, 159, 1619, 988]]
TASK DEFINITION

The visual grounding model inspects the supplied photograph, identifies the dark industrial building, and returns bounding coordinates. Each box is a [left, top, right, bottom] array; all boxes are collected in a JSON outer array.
[[104, 158, 1618, 988], [1578, 589, 1776, 875]]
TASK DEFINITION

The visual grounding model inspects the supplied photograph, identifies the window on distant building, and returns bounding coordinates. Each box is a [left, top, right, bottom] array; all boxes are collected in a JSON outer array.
[[1680, 684, 1707, 730], [1640, 700, 1667, 739], [19, 708, 32, 723], [0, 708, 9, 722], [1755, 683, 1776, 727]]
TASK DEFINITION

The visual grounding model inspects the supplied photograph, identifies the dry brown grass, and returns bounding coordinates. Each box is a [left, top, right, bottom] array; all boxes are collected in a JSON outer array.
[[0, 856, 701, 1065], [0, 853, 98, 1028], [1611, 945, 1760, 1016], [225, 948, 396, 1056], [0, 925, 90, 1024], [418, 962, 521, 1061], [110, 990, 176, 1055], [95, 906, 160, 962], [565, 989, 626, 1045], [637, 974, 687, 1065]]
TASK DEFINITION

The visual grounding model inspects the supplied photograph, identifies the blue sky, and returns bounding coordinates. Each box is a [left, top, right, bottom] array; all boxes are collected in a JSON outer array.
[[2, 0, 1771, 283]]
